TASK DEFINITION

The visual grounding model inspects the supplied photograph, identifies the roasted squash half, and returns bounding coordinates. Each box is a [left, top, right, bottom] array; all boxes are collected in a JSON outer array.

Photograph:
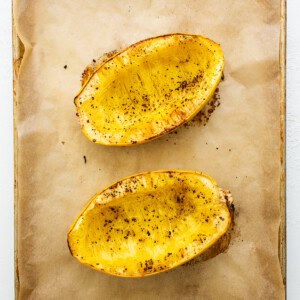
[[67, 171, 232, 277], [74, 34, 224, 146]]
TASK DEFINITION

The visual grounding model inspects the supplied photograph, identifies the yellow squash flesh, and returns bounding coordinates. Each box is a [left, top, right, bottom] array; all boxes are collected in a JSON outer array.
[[67, 171, 232, 277], [74, 34, 224, 146]]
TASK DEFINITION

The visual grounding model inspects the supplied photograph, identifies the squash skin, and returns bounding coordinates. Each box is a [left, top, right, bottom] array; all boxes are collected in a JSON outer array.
[[74, 34, 224, 146], [67, 171, 232, 277]]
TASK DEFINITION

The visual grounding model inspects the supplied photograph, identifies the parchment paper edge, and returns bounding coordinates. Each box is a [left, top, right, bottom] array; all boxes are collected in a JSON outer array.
[[13, 5, 24, 299], [279, 0, 286, 291]]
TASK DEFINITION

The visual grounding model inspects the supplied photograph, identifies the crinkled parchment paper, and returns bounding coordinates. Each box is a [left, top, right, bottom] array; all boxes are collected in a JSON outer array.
[[14, 0, 285, 299]]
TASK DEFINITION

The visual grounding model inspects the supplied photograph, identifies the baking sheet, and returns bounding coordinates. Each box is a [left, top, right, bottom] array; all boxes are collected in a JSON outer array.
[[14, 0, 285, 299]]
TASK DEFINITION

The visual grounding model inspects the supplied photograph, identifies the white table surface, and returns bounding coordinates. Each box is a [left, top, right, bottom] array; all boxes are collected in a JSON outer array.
[[1, 1, 299, 299], [286, 0, 300, 298]]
